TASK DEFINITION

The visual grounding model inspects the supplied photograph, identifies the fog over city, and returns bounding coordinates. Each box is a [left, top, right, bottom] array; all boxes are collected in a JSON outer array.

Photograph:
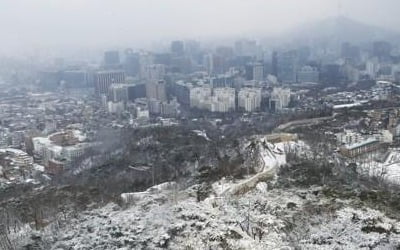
[[4, 1, 400, 249], [1, 0, 400, 54]]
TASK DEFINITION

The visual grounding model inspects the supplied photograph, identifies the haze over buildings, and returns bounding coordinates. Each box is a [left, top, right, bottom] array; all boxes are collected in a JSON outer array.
[[1, 0, 400, 55], [3, 1, 400, 249]]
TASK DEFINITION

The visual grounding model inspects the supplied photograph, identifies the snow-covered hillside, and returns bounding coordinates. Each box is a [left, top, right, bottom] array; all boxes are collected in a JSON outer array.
[[12, 138, 400, 249], [41, 181, 400, 250], [359, 148, 400, 185]]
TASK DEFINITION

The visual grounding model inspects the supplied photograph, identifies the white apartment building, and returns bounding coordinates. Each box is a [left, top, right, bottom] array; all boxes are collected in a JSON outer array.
[[190, 86, 235, 113], [212, 88, 236, 112], [32, 130, 91, 167], [190, 86, 212, 110], [270, 88, 291, 110], [238, 88, 261, 112], [336, 130, 363, 145]]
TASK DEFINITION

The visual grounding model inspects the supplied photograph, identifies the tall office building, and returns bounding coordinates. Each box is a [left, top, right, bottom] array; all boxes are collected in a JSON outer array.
[[144, 64, 165, 82], [320, 64, 342, 85], [366, 60, 378, 79], [127, 84, 146, 101], [373, 41, 392, 61], [94, 70, 125, 96], [204, 54, 226, 75], [108, 84, 129, 102], [297, 46, 311, 65], [172, 81, 192, 106], [62, 70, 88, 88], [277, 50, 298, 83], [104, 50, 120, 66], [245, 63, 262, 81], [204, 53, 214, 75], [171, 40, 184, 56], [234, 39, 257, 57], [124, 49, 140, 77], [271, 51, 278, 77], [39, 71, 62, 90], [341, 42, 360, 63], [210, 74, 235, 88], [297, 66, 319, 83], [139, 51, 154, 79], [146, 80, 167, 101], [216, 46, 234, 59]]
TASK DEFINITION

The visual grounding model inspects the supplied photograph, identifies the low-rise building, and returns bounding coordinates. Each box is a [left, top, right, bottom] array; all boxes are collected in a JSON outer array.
[[32, 130, 92, 169], [340, 138, 380, 158]]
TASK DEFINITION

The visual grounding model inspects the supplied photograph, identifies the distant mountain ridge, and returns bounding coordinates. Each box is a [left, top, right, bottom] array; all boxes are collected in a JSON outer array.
[[284, 16, 400, 44]]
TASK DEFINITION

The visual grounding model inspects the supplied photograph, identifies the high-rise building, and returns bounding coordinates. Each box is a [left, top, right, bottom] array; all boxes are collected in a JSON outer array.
[[160, 99, 180, 117], [297, 46, 311, 65], [39, 71, 62, 90], [62, 70, 88, 88], [185, 40, 200, 55], [127, 83, 146, 101], [146, 80, 167, 101], [271, 51, 278, 77], [373, 41, 392, 61], [171, 40, 184, 56], [171, 56, 192, 74], [107, 101, 125, 114], [210, 75, 235, 88], [189, 86, 235, 113], [108, 84, 128, 103], [104, 50, 120, 66], [190, 86, 212, 110], [154, 53, 172, 65], [124, 49, 140, 77], [395, 71, 400, 82], [320, 64, 342, 85], [203, 53, 228, 75], [213, 88, 236, 112], [216, 46, 234, 59], [278, 50, 298, 83], [234, 39, 257, 57], [341, 42, 360, 63], [245, 62, 263, 81], [269, 88, 291, 111], [144, 64, 165, 82], [297, 66, 319, 83], [238, 88, 261, 112], [172, 81, 192, 106], [94, 70, 125, 96], [148, 98, 162, 114], [204, 53, 214, 75], [139, 51, 154, 79]]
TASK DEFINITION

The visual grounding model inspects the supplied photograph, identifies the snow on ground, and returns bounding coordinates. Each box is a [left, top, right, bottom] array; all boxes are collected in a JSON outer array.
[[359, 148, 400, 185], [300, 206, 400, 250], [39, 180, 400, 250], [192, 130, 211, 141], [221, 138, 288, 196], [14, 138, 400, 249], [39, 184, 302, 249]]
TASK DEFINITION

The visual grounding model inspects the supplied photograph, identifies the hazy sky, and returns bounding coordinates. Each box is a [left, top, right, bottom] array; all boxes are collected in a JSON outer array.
[[0, 0, 399, 54]]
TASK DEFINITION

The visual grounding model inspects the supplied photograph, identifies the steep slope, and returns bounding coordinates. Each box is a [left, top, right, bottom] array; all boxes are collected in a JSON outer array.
[[9, 137, 400, 249]]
